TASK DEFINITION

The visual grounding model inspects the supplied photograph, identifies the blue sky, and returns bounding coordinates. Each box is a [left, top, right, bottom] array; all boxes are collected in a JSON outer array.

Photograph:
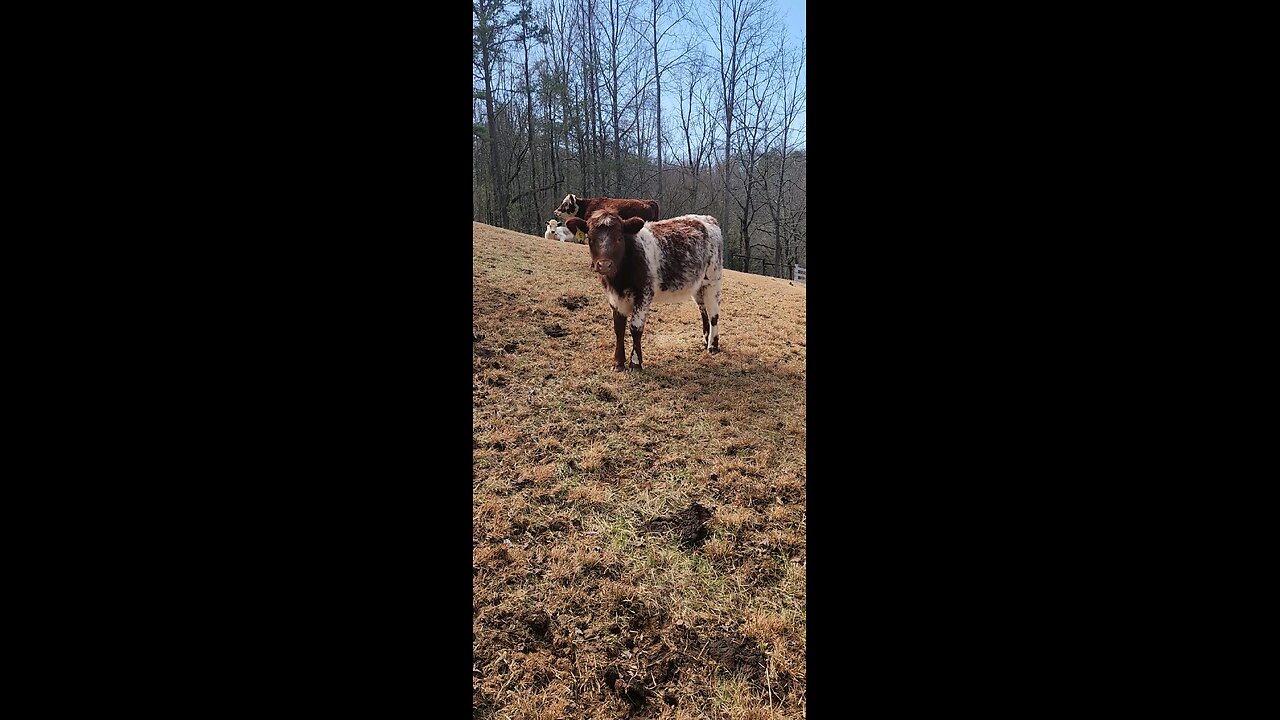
[[779, 0, 805, 147], [663, 0, 805, 152], [780, 0, 805, 44]]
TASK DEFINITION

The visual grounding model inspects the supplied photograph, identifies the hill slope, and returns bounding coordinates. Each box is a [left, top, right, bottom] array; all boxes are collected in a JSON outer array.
[[473, 221, 806, 719]]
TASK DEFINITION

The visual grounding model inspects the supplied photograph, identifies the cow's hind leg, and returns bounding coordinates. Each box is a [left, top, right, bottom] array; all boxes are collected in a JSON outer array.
[[628, 302, 650, 369], [702, 282, 722, 353], [695, 292, 710, 348]]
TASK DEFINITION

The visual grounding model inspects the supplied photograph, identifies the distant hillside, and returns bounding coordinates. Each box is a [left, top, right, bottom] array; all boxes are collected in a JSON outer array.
[[473, 221, 807, 719]]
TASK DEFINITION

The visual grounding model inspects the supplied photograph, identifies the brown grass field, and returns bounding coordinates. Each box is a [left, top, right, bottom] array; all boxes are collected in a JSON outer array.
[[473, 221, 806, 719]]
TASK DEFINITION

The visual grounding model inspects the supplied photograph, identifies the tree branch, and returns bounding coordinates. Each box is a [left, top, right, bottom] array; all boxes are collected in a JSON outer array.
[[510, 182, 557, 203]]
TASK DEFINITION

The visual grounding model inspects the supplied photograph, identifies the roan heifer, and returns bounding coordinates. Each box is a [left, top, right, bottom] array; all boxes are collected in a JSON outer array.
[[565, 211, 723, 371], [554, 193, 660, 223]]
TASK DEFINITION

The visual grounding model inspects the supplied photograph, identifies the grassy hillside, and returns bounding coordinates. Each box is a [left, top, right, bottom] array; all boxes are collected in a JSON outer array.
[[473, 221, 806, 719]]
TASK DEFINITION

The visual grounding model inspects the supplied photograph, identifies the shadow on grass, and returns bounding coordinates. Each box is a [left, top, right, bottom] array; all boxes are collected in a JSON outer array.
[[627, 346, 804, 409]]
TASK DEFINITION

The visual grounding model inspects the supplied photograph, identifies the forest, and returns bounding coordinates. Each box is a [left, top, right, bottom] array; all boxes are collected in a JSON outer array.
[[473, 0, 806, 278]]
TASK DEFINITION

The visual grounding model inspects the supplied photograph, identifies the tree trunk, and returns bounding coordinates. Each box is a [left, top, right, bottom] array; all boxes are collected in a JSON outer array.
[[576, 92, 586, 192], [773, 214, 783, 277], [684, 77, 696, 179], [584, 0, 596, 194], [479, 8, 508, 228], [573, 2, 587, 193], [717, 1, 736, 256], [548, 97, 560, 201], [521, 15, 538, 232], [722, 127, 732, 255], [609, 0, 621, 196], [611, 82, 621, 196], [652, 0, 662, 207]]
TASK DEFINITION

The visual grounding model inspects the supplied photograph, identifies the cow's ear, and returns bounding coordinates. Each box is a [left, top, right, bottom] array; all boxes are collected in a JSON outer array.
[[566, 217, 588, 235], [623, 217, 645, 233]]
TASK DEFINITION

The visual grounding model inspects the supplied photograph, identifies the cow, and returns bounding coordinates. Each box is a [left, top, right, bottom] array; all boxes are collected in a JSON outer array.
[[554, 193, 660, 223], [565, 211, 723, 371], [544, 219, 574, 242]]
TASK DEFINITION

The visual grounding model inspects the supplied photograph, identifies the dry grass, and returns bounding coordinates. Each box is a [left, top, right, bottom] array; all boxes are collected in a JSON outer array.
[[474, 221, 806, 719]]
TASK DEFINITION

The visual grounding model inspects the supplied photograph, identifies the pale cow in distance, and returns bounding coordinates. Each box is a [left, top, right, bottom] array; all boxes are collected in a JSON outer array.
[[565, 211, 723, 371], [544, 219, 574, 242]]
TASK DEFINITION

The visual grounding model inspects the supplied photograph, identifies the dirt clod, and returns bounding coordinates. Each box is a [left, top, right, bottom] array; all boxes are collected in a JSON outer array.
[[559, 294, 593, 311], [640, 503, 713, 548], [523, 609, 551, 639]]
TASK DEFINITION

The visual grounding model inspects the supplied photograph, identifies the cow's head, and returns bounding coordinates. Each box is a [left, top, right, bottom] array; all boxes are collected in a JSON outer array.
[[547, 219, 559, 229], [567, 213, 644, 278], [554, 193, 579, 219]]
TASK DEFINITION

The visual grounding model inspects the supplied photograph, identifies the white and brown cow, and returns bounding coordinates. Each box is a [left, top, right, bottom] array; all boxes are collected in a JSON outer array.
[[565, 211, 723, 371], [554, 193, 660, 223]]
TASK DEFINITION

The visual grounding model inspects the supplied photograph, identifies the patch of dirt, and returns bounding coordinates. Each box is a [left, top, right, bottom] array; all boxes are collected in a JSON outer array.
[[559, 294, 593, 311], [741, 555, 787, 587], [543, 323, 569, 337], [603, 667, 653, 711], [522, 609, 553, 639], [639, 503, 713, 549], [677, 625, 767, 683]]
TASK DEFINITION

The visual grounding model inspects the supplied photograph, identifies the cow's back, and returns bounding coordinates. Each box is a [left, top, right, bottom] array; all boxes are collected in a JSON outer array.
[[635, 214, 722, 300], [582, 196, 660, 222]]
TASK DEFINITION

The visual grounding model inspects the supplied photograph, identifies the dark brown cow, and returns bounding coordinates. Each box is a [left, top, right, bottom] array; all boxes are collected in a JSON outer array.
[[554, 194, 660, 223], [566, 211, 723, 371]]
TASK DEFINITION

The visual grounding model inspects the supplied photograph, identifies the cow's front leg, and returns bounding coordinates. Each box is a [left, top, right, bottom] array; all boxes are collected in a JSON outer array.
[[628, 303, 650, 370], [612, 308, 627, 371]]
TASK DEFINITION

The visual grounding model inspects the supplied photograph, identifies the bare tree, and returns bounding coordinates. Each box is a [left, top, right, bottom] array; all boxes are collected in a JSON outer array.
[[702, 0, 772, 258], [762, 33, 805, 276], [629, 53, 650, 187], [673, 52, 718, 215], [576, 0, 600, 194], [603, 0, 631, 195], [516, 1, 551, 232], [648, 0, 691, 208], [731, 49, 777, 273], [474, 0, 520, 227], [539, 2, 563, 200]]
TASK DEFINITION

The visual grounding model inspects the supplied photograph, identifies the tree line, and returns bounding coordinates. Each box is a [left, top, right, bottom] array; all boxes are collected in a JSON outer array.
[[473, 0, 806, 278]]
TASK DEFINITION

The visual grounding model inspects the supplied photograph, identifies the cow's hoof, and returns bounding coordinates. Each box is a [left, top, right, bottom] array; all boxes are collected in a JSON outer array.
[[708, 347, 721, 354], [629, 362, 642, 370], [613, 364, 627, 372]]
